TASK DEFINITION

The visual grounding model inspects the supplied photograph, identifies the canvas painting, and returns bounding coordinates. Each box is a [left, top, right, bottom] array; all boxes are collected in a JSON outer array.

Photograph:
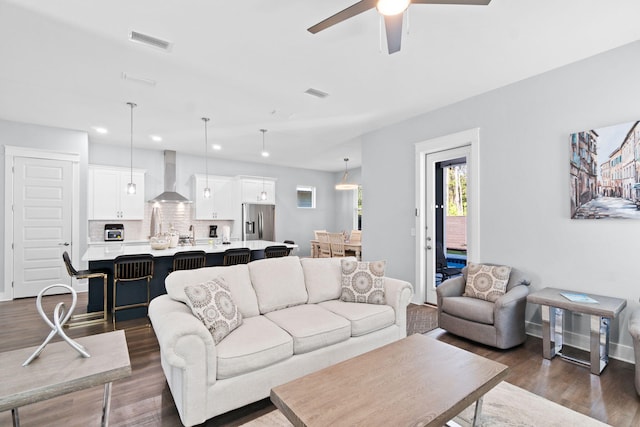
[[570, 120, 640, 219]]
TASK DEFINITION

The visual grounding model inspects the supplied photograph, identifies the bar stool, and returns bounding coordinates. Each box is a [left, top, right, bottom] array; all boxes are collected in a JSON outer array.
[[264, 245, 291, 258], [62, 251, 109, 327], [222, 248, 251, 266], [172, 250, 206, 272], [112, 254, 154, 328]]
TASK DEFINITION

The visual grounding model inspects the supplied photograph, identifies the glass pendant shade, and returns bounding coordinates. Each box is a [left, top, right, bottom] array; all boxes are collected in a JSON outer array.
[[260, 191, 268, 201], [335, 158, 359, 190], [126, 102, 137, 195], [376, 0, 410, 16], [202, 117, 211, 198]]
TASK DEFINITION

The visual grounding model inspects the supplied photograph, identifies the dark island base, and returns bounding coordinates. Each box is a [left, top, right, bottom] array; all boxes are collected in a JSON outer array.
[[87, 250, 266, 321]]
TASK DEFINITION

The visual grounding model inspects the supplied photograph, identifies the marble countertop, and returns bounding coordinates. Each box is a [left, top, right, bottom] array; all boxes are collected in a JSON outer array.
[[82, 240, 297, 262]]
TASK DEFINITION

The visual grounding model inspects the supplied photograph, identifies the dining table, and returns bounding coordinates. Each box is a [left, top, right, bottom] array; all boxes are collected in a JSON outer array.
[[310, 239, 361, 260]]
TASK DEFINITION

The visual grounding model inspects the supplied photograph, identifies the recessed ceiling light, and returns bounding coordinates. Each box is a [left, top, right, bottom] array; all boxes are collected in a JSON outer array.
[[150, 135, 162, 142], [122, 72, 157, 87], [304, 88, 329, 99], [93, 127, 108, 134], [212, 144, 222, 151], [129, 31, 173, 52]]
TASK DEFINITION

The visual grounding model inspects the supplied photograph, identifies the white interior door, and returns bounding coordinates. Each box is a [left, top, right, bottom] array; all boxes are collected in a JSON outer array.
[[13, 156, 73, 297], [424, 147, 470, 304]]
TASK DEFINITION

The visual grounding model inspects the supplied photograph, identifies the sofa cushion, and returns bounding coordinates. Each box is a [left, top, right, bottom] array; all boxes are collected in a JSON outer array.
[[301, 257, 351, 303], [318, 300, 395, 337], [248, 256, 308, 314], [265, 304, 351, 354], [184, 278, 243, 344], [166, 264, 260, 317], [216, 315, 294, 379], [441, 296, 494, 325], [340, 259, 386, 305], [463, 263, 512, 302]]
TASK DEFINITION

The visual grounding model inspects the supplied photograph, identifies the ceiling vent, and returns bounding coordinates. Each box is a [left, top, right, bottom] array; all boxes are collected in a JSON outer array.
[[304, 88, 329, 99], [129, 31, 172, 52], [121, 72, 157, 87]]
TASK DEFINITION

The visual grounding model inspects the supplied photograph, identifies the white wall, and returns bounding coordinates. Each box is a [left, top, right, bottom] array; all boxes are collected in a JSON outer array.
[[89, 143, 339, 256], [0, 119, 89, 298], [363, 40, 640, 362]]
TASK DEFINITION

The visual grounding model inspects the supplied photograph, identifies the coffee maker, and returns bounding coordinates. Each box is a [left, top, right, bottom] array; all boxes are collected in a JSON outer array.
[[209, 225, 218, 238]]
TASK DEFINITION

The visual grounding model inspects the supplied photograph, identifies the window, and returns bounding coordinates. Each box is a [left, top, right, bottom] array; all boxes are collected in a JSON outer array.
[[296, 185, 316, 208]]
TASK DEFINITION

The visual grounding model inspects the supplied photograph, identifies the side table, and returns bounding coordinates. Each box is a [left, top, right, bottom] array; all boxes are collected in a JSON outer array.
[[0, 330, 131, 426], [527, 287, 626, 375]]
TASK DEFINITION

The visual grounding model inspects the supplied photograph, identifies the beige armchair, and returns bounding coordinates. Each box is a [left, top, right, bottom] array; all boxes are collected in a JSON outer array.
[[436, 264, 530, 349]]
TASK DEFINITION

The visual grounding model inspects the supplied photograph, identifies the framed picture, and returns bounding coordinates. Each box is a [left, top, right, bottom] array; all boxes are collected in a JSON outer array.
[[570, 120, 640, 219]]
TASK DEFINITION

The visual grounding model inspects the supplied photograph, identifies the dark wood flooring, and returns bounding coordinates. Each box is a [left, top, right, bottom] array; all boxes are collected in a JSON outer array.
[[1, 294, 639, 426]]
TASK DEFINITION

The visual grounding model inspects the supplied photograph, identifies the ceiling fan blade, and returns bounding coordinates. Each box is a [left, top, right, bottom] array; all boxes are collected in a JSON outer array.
[[412, 0, 491, 5], [308, 0, 377, 34], [384, 14, 403, 54]]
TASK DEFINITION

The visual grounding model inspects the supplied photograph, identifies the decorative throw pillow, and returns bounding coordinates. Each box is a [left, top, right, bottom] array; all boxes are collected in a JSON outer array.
[[340, 259, 386, 305], [184, 277, 243, 344], [463, 263, 512, 302]]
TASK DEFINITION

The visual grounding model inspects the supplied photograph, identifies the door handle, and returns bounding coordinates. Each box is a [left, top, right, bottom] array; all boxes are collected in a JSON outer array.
[[426, 245, 432, 250], [59, 242, 70, 246]]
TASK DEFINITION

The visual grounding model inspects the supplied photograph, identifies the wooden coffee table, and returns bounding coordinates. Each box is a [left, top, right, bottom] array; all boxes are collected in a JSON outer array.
[[0, 330, 131, 427], [270, 334, 508, 426]]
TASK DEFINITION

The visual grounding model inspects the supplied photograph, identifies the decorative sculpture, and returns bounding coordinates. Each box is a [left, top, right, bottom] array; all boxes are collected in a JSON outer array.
[[22, 284, 91, 366]]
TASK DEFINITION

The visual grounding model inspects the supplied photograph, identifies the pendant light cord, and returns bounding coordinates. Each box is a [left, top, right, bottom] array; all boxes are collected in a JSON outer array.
[[127, 102, 137, 184], [203, 117, 210, 188]]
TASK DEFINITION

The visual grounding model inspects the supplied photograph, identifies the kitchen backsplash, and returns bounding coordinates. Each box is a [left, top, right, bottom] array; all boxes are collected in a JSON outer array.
[[88, 203, 234, 242]]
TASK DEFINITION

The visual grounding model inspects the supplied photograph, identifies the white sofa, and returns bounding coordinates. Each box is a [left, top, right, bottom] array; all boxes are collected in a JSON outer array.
[[149, 256, 413, 426]]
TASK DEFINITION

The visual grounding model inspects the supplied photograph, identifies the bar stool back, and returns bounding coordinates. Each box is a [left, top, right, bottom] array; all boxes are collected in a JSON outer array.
[[264, 245, 291, 258], [222, 248, 251, 266], [62, 251, 109, 327], [113, 254, 154, 328], [172, 250, 206, 272]]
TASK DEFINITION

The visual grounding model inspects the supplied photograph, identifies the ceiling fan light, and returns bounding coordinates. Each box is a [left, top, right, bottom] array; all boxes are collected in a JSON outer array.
[[376, 0, 410, 16]]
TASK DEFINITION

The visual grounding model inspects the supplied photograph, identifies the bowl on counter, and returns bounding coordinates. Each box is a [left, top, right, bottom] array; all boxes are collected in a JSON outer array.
[[150, 237, 170, 250]]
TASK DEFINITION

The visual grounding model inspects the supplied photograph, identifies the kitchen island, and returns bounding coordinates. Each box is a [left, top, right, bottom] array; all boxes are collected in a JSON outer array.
[[82, 240, 297, 321]]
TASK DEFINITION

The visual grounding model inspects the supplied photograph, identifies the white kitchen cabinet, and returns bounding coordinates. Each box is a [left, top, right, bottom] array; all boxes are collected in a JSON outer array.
[[192, 175, 237, 220], [88, 165, 146, 220], [240, 177, 276, 204]]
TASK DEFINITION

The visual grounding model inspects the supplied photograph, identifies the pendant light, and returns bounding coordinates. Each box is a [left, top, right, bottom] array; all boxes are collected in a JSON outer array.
[[202, 117, 211, 199], [126, 102, 137, 195], [335, 158, 359, 190], [260, 129, 268, 201]]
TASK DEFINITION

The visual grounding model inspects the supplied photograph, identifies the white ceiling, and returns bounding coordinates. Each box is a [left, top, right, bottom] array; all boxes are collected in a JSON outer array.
[[1, 0, 639, 171]]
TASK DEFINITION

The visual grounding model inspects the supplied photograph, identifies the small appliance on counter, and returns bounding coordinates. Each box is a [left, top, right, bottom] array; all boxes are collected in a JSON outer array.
[[104, 224, 124, 241], [221, 225, 231, 244], [209, 225, 218, 238]]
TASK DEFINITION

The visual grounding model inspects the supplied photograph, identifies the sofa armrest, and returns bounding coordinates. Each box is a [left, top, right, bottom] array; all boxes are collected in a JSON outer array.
[[436, 276, 466, 309], [149, 295, 218, 385], [495, 284, 529, 310], [384, 277, 413, 327]]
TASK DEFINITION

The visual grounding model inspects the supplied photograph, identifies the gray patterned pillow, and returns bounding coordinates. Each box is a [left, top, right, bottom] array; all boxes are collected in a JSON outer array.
[[184, 277, 243, 344], [340, 259, 386, 304], [463, 263, 512, 302]]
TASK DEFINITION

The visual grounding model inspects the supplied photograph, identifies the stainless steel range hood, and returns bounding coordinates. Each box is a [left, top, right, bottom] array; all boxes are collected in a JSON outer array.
[[149, 150, 192, 203]]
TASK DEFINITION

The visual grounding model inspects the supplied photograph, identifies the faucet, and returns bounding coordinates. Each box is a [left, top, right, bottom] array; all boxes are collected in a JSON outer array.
[[189, 225, 195, 246]]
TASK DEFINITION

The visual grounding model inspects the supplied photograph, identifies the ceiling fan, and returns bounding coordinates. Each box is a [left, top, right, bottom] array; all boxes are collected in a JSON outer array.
[[308, 0, 491, 54]]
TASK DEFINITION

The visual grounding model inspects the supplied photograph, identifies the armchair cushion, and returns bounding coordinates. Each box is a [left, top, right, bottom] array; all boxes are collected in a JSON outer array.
[[441, 296, 494, 325], [464, 263, 512, 302]]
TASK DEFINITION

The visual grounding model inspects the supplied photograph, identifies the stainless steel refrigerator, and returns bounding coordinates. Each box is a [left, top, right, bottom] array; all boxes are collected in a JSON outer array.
[[242, 203, 275, 241]]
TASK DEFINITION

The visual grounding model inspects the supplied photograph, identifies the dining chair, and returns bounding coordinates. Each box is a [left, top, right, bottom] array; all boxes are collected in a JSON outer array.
[[349, 230, 361, 243], [313, 230, 327, 240], [329, 232, 346, 257], [62, 251, 109, 328], [316, 232, 332, 258]]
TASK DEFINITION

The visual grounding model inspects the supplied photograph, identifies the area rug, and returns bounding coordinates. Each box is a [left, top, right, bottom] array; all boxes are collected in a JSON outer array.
[[239, 381, 610, 426], [406, 303, 439, 335]]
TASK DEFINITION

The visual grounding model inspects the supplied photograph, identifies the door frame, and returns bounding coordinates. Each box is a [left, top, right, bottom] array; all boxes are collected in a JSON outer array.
[[3, 146, 81, 301], [414, 128, 480, 305]]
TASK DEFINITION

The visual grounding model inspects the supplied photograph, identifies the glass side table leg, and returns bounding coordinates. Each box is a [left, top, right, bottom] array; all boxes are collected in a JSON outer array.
[[101, 382, 112, 427], [590, 315, 609, 375], [541, 306, 563, 358]]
